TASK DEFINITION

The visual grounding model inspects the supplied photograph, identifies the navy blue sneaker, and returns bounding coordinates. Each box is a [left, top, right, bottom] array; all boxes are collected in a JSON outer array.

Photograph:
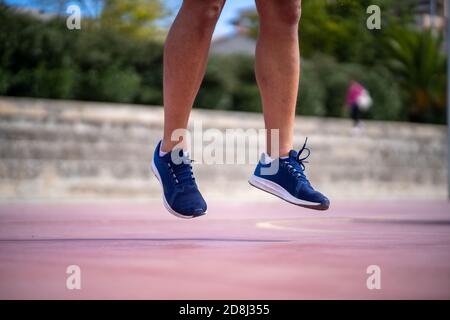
[[249, 138, 330, 210], [151, 141, 207, 218]]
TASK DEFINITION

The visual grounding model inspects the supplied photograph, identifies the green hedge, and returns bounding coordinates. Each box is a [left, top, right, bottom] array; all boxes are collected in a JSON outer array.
[[299, 55, 404, 121], [0, 5, 444, 124]]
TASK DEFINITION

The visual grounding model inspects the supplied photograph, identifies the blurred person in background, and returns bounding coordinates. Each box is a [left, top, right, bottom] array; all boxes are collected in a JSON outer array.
[[345, 80, 372, 132], [151, 0, 330, 219]]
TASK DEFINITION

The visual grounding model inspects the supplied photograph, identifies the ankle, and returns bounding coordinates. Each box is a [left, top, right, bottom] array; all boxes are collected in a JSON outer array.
[[267, 149, 290, 158], [160, 139, 175, 153]]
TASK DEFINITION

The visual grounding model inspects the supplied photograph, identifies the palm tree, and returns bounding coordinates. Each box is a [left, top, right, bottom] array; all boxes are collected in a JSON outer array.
[[384, 27, 446, 122]]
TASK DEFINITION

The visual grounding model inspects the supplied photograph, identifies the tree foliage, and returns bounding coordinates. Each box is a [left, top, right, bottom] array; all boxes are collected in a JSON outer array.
[[0, 1, 446, 124], [384, 28, 446, 123], [100, 0, 168, 39]]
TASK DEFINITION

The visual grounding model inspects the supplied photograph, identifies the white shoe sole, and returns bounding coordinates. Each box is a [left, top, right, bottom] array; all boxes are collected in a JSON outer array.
[[151, 158, 206, 219], [248, 175, 329, 210]]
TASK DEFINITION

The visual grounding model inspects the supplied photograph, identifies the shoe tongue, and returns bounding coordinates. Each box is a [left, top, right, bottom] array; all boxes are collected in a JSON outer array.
[[288, 150, 298, 159]]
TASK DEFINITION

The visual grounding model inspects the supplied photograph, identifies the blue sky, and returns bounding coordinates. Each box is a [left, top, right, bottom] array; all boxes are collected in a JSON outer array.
[[165, 0, 255, 38], [5, 0, 256, 38]]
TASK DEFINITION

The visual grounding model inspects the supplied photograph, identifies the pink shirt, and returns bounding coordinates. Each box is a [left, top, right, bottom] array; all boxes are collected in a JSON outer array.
[[346, 82, 364, 106]]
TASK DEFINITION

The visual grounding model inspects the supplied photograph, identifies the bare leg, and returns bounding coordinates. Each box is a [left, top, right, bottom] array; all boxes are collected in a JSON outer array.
[[255, 0, 302, 157], [161, 0, 225, 152]]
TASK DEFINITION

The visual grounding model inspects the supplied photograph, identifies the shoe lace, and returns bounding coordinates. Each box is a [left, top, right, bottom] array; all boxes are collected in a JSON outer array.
[[284, 137, 311, 183], [167, 153, 195, 186]]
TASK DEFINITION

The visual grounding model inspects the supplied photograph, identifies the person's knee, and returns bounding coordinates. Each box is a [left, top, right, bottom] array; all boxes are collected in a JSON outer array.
[[205, 0, 225, 21], [283, 0, 302, 26], [257, 0, 301, 28], [183, 0, 225, 26]]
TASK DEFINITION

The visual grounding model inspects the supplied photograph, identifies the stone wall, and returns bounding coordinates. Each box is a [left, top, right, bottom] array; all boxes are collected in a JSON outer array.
[[0, 97, 447, 201]]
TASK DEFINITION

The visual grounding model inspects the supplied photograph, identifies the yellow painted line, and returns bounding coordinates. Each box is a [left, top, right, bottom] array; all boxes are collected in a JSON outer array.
[[256, 217, 367, 233]]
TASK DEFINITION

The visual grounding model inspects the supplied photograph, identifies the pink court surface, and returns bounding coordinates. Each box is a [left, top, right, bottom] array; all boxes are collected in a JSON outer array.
[[0, 200, 449, 299]]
